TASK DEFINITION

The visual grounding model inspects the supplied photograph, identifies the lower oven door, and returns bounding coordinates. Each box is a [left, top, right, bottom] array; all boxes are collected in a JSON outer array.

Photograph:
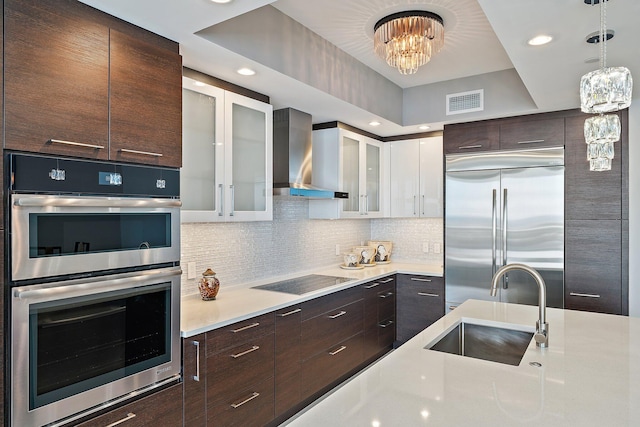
[[11, 266, 182, 427]]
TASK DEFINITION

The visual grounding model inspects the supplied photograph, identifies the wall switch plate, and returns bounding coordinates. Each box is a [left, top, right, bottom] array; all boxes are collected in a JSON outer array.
[[422, 242, 429, 253], [335, 244, 341, 256], [187, 262, 197, 279], [433, 243, 441, 254]]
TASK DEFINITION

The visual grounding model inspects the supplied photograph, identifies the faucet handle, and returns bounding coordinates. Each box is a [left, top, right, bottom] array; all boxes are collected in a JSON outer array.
[[535, 321, 549, 348]]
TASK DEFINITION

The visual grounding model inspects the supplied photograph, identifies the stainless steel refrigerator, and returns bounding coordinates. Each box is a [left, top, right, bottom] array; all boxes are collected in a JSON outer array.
[[445, 147, 564, 311]]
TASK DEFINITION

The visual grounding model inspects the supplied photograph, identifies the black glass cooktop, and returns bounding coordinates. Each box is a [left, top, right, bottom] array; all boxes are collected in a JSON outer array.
[[252, 274, 353, 295]]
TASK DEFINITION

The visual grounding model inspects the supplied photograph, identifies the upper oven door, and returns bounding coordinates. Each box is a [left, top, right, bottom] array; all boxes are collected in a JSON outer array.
[[11, 194, 181, 281]]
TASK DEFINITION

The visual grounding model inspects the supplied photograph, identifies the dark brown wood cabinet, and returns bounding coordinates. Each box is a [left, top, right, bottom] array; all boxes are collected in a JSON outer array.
[[363, 275, 396, 361], [396, 274, 444, 344], [274, 305, 302, 418], [442, 122, 499, 154], [183, 334, 207, 427], [3, 0, 182, 167], [74, 383, 183, 427], [499, 116, 564, 150]]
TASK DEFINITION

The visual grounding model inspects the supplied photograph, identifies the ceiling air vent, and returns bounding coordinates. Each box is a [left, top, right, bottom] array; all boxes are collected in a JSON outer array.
[[446, 89, 484, 115]]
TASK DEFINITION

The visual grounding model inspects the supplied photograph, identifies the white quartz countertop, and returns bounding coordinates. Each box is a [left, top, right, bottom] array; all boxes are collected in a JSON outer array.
[[181, 262, 442, 337], [284, 299, 640, 426]]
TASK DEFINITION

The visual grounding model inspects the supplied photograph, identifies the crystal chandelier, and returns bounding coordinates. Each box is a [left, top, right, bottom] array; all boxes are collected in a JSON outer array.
[[374, 11, 444, 75], [579, 0, 632, 171]]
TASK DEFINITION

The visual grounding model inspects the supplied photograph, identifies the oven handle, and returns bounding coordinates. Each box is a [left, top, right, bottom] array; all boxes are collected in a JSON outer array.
[[13, 266, 182, 300], [14, 197, 181, 208]]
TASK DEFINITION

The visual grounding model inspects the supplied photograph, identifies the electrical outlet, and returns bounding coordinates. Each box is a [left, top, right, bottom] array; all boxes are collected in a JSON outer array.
[[433, 243, 441, 254], [422, 242, 429, 253], [187, 262, 197, 279], [335, 244, 341, 256]]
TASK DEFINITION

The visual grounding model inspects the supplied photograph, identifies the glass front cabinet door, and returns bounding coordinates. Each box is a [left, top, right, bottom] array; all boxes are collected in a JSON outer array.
[[181, 77, 273, 222]]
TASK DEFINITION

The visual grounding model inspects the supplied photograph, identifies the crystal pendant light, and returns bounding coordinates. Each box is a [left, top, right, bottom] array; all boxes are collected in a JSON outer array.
[[579, 0, 632, 171]]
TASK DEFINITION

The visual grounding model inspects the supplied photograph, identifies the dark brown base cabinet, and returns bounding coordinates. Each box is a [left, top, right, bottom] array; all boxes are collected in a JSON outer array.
[[444, 109, 629, 315], [184, 279, 397, 427], [396, 274, 445, 345]]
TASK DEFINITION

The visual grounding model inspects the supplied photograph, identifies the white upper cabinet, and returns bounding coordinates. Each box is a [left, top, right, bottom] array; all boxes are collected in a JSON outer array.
[[181, 77, 273, 222], [309, 128, 384, 219], [389, 136, 443, 218]]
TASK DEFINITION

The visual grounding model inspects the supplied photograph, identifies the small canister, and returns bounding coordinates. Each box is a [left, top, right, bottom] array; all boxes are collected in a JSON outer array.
[[198, 268, 220, 301]]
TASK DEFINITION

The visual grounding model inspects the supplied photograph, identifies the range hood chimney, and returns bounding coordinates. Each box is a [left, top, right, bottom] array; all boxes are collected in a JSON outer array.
[[273, 108, 347, 199]]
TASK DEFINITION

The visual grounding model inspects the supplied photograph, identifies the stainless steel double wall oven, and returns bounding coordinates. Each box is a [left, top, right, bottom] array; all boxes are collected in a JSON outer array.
[[6, 153, 182, 426]]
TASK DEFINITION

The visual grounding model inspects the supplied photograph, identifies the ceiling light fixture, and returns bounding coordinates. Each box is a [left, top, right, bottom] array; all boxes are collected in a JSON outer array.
[[527, 35, 553, 46], [369, 121, 381, 127], [210, 0, 232, 4], [579, 0, 632, 171], [374, 11, 444, 75], [418, 125, 430, 130], [237, 67, 256, 76]]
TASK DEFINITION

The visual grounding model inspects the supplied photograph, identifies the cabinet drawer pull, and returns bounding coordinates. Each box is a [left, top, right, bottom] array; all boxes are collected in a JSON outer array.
[[380, 278, 395, 283], [118, 148, 163, 157], [569, 292, 601, 299], [231, 322, 260, 333], [328, 310, 347, 319], [418, 292, 439, 297], [410, 277, 432, 282], [458, 144, 483, 150], [277, 308, 302, 317], [379, 292, 394, 299], [449, 305, 458, 311], [329, 345, 347, 356], [230, 392, 260, 409], [218, 184, 224, 217], [379, 320, 394, 328], [193, 340, 201, 382], [516, 139, 545, 145], [364, 283, 380, 289], [106, 413, 136, 427], [231, 345, 260, 358], [48, 138, 105, 150]]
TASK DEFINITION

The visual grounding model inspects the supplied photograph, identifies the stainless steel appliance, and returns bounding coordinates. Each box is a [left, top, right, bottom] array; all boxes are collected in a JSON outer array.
[[252, 274, 353, 295], [7, 153, 182, 426], [444, 147, 564, 311]]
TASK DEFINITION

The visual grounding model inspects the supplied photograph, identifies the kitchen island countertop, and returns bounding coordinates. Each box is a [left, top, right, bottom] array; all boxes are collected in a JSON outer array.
[[181, 262, 442, 337], [283, 299, 640, 426]]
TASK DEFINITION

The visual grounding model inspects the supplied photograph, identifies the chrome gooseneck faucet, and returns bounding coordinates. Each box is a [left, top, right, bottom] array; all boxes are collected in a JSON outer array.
[[490, 263, 549, 348]]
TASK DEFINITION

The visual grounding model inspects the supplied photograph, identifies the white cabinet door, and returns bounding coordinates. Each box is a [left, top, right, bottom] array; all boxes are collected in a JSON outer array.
[[389, 136, 443, 218], [224, 91, 273, 222], [181, 76, 225, 222], [310, 128, 384, 219], [181, 77, 273, 223]]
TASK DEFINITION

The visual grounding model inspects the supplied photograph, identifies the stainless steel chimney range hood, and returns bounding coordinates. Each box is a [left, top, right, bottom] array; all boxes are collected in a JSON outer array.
[[273, 108, 348, 199]]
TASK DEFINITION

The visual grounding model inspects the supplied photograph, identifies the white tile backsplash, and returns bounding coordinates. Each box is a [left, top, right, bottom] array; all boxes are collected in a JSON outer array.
[[180, 197, 444, 296]]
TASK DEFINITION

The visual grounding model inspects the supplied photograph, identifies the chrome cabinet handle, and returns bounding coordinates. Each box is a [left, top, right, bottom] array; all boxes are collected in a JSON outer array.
[[231, 322, 260, 333], [380, 278, 395, 283], [231, 345, 260, 359], [516, 139, 545, 145], [329, 345, 347, 356], [119, 148, 163, 157], [418, 292, 439, 297], [502, 188, 508, 289], [193, 341, 201, 382], [378, 292, 394, 299], [364, 283, 380, 289], [218, 184, 224, 216], [14, 196, 181, 208], [48, 138, 105, 149], [365, 194, 369, 215], [277, 308, 302, 317], [570, 292, 601, 298], [492, 189, 497, 278], [413, 195, 417, 216], [231, 392, 260, 409], [410, 277, 432, 282], [328, 311, 347, 319], [379, 320, 394, 328], [106, 413, 136, 427], [230, 184, 235, 216], [422, 194, 425, 215], [458, 144, 482, 150]]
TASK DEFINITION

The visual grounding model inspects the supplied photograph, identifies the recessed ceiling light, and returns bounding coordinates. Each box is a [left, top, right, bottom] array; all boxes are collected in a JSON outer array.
[[193, 81, 206, 87], [369, 121, 381, 126], [527, 35, 553, 46], [237, 68, 256, 76], [418, 125, 430, 130], [210, 0, 232, 4]]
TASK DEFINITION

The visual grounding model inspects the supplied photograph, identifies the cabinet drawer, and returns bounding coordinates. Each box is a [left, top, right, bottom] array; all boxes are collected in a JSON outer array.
[[208, 376, 275, 427], [301, 300, 363, 360], [75, 383, 182, 427], [499, 118, 564, 150], [207, 312, 274, 354], [378, 317, 396, 348], [207, 333, 274, 400], [301, 285, 362, 321], [443, 124, 499, 154], [378, 288, 396, 321], [397, 274, 444, 290], [301, 333, 364, 399]]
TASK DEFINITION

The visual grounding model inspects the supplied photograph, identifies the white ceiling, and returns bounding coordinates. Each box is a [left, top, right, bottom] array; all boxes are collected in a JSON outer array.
[[79, 0, 640, 136]]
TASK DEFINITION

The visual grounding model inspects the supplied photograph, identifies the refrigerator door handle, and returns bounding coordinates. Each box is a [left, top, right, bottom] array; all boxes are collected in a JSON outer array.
[[502, 188, 508, 289], [492, 189, 497, 277]]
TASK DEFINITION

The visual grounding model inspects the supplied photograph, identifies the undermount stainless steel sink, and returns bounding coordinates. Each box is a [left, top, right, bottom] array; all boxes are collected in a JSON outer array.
[[425, 320, 534, 366]]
